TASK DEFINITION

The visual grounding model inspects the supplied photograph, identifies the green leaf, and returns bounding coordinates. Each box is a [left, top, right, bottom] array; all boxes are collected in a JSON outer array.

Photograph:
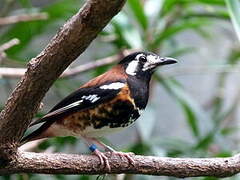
[[221, 127, 239, 136], [145, 0, 165, 22], [196, 0, 225, 6], [225, 0, 240, 42], [111, 13, 142, 48], [183, 10, 229, 20], [194, 131, 215, 150], [129, 142, 151, 155], [161, 0, 191, 16], [151, 19, 209, 49], [127, 0, 148, 30], [161, 0, 179, 16], [19, 0, 32, 8]]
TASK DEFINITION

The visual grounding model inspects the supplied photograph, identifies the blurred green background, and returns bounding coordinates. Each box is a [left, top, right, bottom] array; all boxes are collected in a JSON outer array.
[[1, 0, 240, 179]]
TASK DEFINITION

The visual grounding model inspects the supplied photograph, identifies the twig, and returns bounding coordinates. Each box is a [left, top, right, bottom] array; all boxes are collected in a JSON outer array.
[[0, 13, 48, 25], [61, 49, 135, 77], [0, 49, 136, 78], [0, 38, 20, 63], [0, 151, 240, 177], [0, 38, 20, 52]]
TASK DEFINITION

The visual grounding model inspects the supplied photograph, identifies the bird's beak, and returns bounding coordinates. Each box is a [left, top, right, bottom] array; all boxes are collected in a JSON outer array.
[[142, 55, 177, 72], [157, 57, 178, 66]]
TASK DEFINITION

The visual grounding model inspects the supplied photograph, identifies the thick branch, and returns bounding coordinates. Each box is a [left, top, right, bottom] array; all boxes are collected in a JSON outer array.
[[0, 151, 240, 177], [0, 0, 126, 160]]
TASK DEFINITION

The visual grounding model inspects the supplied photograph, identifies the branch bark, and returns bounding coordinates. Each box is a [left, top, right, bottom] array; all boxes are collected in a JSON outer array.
[[0, 0, 126, 161], [0, 151, 240, 178]]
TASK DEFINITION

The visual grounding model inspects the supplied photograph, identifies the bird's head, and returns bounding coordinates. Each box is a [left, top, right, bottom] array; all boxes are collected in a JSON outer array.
[[119, 52, 177, 78]]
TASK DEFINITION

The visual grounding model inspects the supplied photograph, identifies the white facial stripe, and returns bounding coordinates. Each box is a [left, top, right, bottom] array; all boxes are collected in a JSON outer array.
[[100, 82, 125, 90], [126, 60, 139, 75]]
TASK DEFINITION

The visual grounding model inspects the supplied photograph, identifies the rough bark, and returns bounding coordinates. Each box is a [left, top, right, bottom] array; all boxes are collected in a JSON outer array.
[[0, 0, 125, 160], [0, 151, 240, 178]]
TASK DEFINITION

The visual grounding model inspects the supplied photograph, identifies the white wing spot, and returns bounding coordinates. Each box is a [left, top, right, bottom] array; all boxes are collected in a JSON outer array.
[[100, 82, 125, 90], [82, 94, 100, 103]]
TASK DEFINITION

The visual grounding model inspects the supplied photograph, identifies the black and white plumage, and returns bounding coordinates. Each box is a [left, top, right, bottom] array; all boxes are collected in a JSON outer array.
[[20, 51, 177, 169]]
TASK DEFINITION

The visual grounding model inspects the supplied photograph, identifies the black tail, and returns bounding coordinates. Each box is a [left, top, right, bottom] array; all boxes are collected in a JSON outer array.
[[20, 122, 53, 146]]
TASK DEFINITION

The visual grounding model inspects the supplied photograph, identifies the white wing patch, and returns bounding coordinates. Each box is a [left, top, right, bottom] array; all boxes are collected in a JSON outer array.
[[125, 60, 139, 75], [100, 82, 125, 90], [82, 94, 100, 103], [43, 99, 84, 118], [43, 95, 101, 118]]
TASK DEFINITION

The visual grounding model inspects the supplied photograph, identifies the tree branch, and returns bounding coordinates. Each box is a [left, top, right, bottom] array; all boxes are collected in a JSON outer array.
[[0, 49, 136, 78], [0, 38, 20, 52], [0, 151, 240, 177], [0, 0, 126, 161], [0, 13, 48, 25], [0, 38, 20, 62]]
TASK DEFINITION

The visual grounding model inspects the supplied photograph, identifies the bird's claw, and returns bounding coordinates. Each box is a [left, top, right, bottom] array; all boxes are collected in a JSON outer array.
[[111, 151, 135, 166], [93, 149, 111, 171]]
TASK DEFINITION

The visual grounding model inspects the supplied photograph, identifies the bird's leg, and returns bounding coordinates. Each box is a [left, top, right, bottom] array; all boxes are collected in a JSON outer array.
[[82, 137, 111, 171], [89, 138, 135, 166]]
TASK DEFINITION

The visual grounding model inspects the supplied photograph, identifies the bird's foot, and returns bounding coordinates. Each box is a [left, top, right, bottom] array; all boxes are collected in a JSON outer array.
[[110, 151, 135, 166], [89, 144, 111, 171], [103, 145, 135, 166]]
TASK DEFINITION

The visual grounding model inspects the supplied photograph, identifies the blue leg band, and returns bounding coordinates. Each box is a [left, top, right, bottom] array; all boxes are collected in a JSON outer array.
[[89, 144, 97, 152]]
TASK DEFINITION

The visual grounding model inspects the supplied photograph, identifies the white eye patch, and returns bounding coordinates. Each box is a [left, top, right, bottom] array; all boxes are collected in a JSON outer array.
[[142, 55, 160, 71], [147, 54, 159, 63], [126, 60, 139, 75]]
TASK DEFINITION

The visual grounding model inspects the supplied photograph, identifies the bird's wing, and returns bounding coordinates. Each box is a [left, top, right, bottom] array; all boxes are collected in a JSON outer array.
[[30, 81, 126, 126]]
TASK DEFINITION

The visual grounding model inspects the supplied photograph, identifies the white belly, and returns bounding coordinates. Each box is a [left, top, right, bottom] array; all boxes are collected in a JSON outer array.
[[50, 123, 127, 138]]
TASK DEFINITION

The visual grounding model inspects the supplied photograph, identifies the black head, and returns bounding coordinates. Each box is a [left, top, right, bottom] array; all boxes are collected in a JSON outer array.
[[119, 52, 177, 77]]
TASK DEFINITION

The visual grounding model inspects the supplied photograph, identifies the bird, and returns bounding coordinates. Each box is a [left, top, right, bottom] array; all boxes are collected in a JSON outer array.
[[20, 51, 177, 170]]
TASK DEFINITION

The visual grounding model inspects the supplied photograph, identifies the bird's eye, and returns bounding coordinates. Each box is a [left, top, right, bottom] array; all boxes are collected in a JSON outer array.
[[139, 56, 147, 62]]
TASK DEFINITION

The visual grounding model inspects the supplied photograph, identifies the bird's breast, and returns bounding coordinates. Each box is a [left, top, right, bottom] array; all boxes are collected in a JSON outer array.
[[55, 85, 141, 137]]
